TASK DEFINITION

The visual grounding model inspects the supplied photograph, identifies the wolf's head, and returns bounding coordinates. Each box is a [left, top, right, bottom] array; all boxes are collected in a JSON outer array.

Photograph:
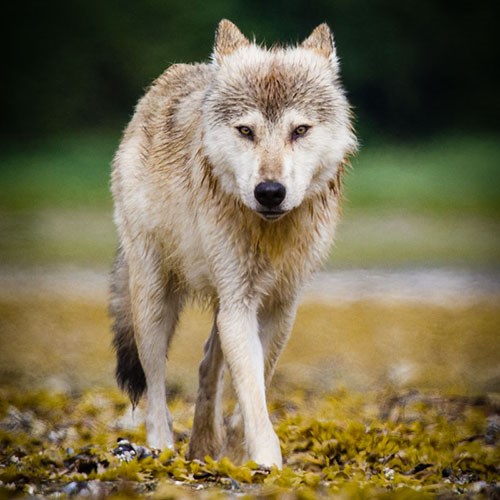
[[202, 20, 357, 221]]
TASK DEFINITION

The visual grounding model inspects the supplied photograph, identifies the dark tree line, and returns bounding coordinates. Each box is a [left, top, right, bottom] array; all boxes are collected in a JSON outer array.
[[3, 0, 497, 142]]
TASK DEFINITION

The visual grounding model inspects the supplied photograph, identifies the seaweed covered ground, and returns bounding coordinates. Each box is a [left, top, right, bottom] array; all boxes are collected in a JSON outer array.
[[1, 268, 500, 498], [0, 386, 499, 499]]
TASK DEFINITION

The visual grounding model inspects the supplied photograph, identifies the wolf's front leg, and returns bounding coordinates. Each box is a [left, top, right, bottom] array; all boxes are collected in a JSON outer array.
[[225, 297, 299, 461], [128, 248, 182, 450], [217, 303, 282, 468]]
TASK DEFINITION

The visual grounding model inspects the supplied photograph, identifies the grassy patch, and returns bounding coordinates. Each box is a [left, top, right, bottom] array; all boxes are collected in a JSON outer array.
[[0, 131, 119, 211], [345, 134, 500, 216], [330, 210, 500, 267], [1, 132, 499, 267], [1, 132, 499, 214], [0, 209, 117, 266]]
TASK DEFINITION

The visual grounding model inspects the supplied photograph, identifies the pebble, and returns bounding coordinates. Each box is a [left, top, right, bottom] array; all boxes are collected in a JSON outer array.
[[63, 481, 85, 496], [112, 438, 154, 462]]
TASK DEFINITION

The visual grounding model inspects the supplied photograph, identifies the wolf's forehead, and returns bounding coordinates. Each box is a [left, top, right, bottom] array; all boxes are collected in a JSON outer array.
[[209, 58, 337, 123]]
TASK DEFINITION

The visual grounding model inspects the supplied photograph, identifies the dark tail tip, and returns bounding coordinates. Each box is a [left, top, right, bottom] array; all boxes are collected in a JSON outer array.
[[114, 332, 146, 408], [110, 248, 146, 407]]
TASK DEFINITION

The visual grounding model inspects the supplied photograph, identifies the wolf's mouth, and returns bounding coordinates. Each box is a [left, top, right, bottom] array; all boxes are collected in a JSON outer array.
[[258, 210, 287, 221]]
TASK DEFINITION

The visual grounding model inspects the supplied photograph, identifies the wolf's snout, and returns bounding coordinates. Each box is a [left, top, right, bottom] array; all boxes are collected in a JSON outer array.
[[254, 182, 286, 209]]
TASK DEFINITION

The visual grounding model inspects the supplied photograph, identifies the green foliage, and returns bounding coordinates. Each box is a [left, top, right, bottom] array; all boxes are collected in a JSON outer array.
[[0, 131, 118, 211], [1, 133, 498, 267], [0, 387, 498, 498], [346, 134, 500, 216], [2, 132, 499, 216]]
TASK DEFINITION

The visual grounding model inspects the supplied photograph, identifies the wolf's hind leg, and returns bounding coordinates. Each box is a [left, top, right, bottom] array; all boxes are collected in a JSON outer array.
[[187, 319, 226, 460], [127, 246, 183, 450], [260, 298, 299, 389]]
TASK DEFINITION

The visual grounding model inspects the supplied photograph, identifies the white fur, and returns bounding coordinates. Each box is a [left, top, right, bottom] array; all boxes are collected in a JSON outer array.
[[111, 20, 357, 468]]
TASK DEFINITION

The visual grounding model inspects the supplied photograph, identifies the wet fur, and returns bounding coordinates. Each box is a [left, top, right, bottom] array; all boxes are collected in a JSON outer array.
[[110, 19, 357, 467]]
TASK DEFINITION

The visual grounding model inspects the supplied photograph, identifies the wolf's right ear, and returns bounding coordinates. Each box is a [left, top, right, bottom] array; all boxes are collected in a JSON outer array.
[[301, 23, 338, 71], [212, 19, 250, 64]]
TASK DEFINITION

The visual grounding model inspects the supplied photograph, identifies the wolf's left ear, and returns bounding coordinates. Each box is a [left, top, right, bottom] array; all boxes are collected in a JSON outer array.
[[301, 23, 338, 69], [213, 19, 250, 64]]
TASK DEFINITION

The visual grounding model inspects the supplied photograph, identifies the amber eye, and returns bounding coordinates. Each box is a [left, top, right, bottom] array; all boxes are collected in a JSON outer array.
[[292, 125, 310, 140], [237, 126, 254, 139]]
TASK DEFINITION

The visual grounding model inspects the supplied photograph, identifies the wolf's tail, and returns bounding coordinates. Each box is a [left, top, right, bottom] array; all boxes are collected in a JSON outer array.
[[110, 248, 146, 407]]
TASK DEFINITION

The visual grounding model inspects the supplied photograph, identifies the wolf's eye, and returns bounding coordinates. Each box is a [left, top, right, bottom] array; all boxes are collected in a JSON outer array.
[[237, 126, 254, 139], [292, 125, 310, 140]]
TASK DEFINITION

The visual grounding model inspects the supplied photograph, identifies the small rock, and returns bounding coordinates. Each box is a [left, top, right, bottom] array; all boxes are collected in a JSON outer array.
[[485, 415, 500, 444], [112, 438, 136, 462], [230, 478, 241, 490], [48, 428, 67, 443], [470, 481, 488, 493], [63, 481, 86, 496], [383, 467, 395, 480], [112, 438, 155, 462], [23, 484, 35, 495], [135, 445, 153, 459]]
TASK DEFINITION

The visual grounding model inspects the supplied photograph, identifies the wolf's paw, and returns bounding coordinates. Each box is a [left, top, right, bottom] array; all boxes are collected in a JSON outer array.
[[186, 435, 225, 461], [248, 430, 282, 469], [146, 415, 174, 451]]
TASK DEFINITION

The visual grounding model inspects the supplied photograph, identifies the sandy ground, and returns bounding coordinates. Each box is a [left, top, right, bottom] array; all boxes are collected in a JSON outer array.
[[2, 266, 500, 305], [1, 266, 499, 396]]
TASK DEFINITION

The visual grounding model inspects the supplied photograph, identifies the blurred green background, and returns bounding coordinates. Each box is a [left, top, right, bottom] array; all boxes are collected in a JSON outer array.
[[1, 0, 499, 268], [1, 1, 499, 396]]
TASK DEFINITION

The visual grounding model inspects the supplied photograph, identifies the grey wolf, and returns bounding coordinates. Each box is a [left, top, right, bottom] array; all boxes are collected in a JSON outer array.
[[110, 19, 357, 468]]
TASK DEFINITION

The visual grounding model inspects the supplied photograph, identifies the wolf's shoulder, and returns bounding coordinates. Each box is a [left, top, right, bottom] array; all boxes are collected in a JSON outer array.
[[149, 63, 212, 100], [129, 62, 212, 135]]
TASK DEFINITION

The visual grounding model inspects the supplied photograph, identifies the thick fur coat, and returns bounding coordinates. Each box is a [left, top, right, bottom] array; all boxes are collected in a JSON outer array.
[[110, 20, 357, 467]]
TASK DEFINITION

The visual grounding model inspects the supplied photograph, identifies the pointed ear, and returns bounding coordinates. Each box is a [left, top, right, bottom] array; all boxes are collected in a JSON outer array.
[[301, 23, 337, 60], [213, 19, 250, 64]]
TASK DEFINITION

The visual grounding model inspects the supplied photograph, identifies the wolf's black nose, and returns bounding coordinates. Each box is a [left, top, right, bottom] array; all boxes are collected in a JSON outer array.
[[254, 182, 286, 209]]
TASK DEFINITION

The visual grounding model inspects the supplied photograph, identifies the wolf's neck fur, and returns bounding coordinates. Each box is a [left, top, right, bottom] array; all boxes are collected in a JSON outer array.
[[198, 153, 340, 273]]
